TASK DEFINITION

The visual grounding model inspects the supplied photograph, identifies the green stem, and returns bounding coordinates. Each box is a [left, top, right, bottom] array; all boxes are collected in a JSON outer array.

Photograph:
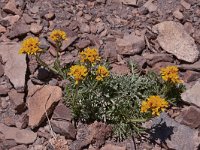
[[35, 54, 59, 75], [128, 118, 147, 123]]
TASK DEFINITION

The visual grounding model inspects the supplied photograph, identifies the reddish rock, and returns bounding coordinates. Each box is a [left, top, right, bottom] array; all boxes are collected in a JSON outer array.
[[183, 70, 200, 83], [52, 103, 72, 121], [3, 0, 21, 15], [0, 25, 6, 33], [30, 23, 43, 34], [28, 85, 62, 129], [76, 40, 91, 49], [111, 64, 130, 75], [101, 144, 126, 150], [3, 15, 20, 26], [103, 42, 118, 63]]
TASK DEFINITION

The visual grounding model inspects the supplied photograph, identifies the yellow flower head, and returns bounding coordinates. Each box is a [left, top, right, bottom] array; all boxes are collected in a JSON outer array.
[[96, 66, 109, 81], [141, 96, 169, 116], [68, 65, 88, 84], [80, 47, 101, 64], [50, 29, 66, 42], [19, 37, 42, 55], [160, 66, 182, 84]]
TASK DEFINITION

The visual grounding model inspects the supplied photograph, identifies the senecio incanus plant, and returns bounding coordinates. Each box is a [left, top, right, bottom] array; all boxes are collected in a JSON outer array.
[[19, 29, 185, 141], [66, 47, 185, 140], [19, 29, 67, 79]]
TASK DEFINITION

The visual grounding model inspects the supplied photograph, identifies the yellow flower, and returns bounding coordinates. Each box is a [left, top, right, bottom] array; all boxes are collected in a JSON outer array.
[[50, 29, 66, 42], [96, 66, 109, 81], [68, 65, 88, 84], [160, 66, 182, 84], [80, 47, 101, 64], [19, 37, 42, 55], [141, 96, 169, 116]]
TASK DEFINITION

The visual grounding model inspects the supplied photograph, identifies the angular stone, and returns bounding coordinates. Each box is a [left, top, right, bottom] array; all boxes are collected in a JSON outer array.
[[8, 89, 25, 113], [30, 23, 43, 34], [44, 12, 55, 20], [149, 113, 200, 150], [116, 32, 145, 56], [3, 15, 20, 26], [143, 0, 158, 12], [0, 42, 27, 92], [52, 103, 72, 121], [80, 23, 90, 33], [9, 145, 28, 150], [181, 81, 200, 107], [176, 106, 200, 128], [121, 0, 137, 6], [51, 120, 76, 139], [173, 10, 184, 20], [0, 86, 9, 95], [181, 0, 191, 9], [101, 144, 126, 150], [76, 40, 91, 49], [103, 42, 118, 63], [183, 70, 200, 83], [8, 21, 30, 39], [3, 0, 21, 15], [0, 24, 6, 33], [111, 64, 130, 75], [22, 13, 34, 24], [28, 85, 62, 129], [0, 123, 37, 144], [0, 63, 4, 77], [152, 21, 199, 63]]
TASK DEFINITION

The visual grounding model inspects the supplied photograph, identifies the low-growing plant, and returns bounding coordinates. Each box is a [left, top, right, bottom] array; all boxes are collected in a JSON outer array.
[[18, 29, 185, 141]]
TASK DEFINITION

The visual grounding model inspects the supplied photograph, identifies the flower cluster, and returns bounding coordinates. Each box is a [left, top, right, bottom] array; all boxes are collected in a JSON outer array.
[[141, 96, 169, 116], [80, 47, 101, 64], [19, 37, 42, 55], [50, 29, 67, 42], [160, 66, 182, 84], [96, 66, 109, 81], [68, 65, 88, 84]]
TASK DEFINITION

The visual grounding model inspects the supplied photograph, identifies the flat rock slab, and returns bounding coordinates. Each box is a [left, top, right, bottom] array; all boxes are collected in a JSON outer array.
[[149, 113, 200, 150], [152, 21, 199, 63], [0, 42, 27, 92], [28, 85, 62, 129], [181, 81, 200, 107], [0, 123, 37, 144]]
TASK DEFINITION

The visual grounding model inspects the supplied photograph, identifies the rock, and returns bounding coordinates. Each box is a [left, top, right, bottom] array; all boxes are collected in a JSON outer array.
[[103, 42, 118, 63], [52, 103, 72, 121], [173, 10, 184, 20], [152, 21, 199, 63], [0, 42, 27, 92], [116, 32, 145, 56], [181, 0, 191, 9], [0, 123, 37, 144], [143, 0, 157, 12], [184, 22, 194, 35], [101, 144, 126, 150], [149, 113, 200, 150], [111, 64, 130, 75], [183, 70, 200, 83], [9, 145, 28, 150], [60, 29, 78, 51], [22, 13, 35, 24], [15, 114, 28, 129], [176, 106, 200, 128], [121, 0, 137, 6], [8, 21, 30, 39], [80, 23, 90, 33], [0, 86, 9, 95], [0, 63, 4, 76], [28, 85, 62, 129], [1, 140, 17, 149], [44, 12, 55, 20], [3, 15, 20, 26], [30, 23, 43, 34], [51, 120, 76, 139], [178, 60, 200, 71], [130, 55, 147, 69], [71, 122, 112, 150], [143, 53, 174, 66], [3, 0, 21, 15], [8, 89, 25, 113], [0, 24, 6, 33], [39, 37, 50, 50], [0, 19, 10, 27], [76, 40, 91, 49], [181, 81, 200, 107]]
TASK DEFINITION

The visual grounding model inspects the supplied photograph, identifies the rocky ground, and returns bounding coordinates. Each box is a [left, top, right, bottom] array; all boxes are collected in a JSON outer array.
[[0, 0, 200, 149]]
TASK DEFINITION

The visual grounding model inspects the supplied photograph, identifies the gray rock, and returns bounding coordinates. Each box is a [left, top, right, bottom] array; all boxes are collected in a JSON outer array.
[[22, 13, 35, 24], [181, 81, 200, 107], [80, 23, 90, 33], [51, 120, 76, 139], [0, 42, 27, 92], [176, 106, 200, 128], [149, 113, 200, 150], [0, 63, 4, 77], [28, 85, 62, 129], [9, 145, 28, 150], [76, 40, 91, 49], [3, 0, 21, 15], [52, 103, 72, 121], [8, 21, 30, 39], [152, 21, 199, 63], [116, 32, 145, 56], [0, 123, 37, 144], [121, 0, 137, 6]]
